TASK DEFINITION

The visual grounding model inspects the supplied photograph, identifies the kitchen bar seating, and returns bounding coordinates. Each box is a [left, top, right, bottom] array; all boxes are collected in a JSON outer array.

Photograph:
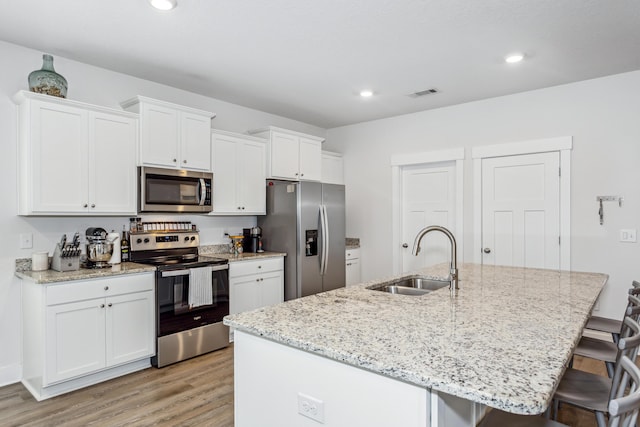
[[479, 316, 640, 427], [575, 294, 640, 378], [585, 281, 640, 344], [552, 315, 640, 426]]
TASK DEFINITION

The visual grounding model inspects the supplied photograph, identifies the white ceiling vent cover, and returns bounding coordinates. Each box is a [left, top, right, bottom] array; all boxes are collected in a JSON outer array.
[[409, 88, 439, 97]]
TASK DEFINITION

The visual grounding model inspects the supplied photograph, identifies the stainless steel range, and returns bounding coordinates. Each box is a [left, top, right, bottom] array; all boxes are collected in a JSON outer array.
[[130, 230, 229, 368]]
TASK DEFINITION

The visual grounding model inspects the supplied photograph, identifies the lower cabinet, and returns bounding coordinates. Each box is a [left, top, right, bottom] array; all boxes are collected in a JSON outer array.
[[229, 257, 284, 340], [22, 272, 155, 400], [346, 248, 361, 286]]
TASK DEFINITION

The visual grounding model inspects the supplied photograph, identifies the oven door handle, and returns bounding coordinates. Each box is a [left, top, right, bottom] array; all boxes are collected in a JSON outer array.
[[160, 264, 228, 277]]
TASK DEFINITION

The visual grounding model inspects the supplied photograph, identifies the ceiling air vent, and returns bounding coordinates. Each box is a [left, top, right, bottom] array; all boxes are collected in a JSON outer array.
[[409, 88, 439, 98]]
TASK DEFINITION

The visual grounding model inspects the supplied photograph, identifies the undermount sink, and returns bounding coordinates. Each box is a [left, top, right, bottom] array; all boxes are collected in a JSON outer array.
[[368, 276, 451, 296]]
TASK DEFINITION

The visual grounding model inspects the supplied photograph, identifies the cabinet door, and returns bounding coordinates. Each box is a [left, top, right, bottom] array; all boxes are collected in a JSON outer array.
[[105, 291, 155, 367], [239, 140, 266, 214], [89, 112, 137, 214], [30, 101, 89, 213], [299, 137, 322, 181], [180, 112, 211, 171], [140, 103, 179, 168], [212, 134, 239, 213], [230, 276, 261, 314], [45, 299, 106, 385], [260, 272, 284, 308], [346, 258, 361, 286], [270, 132, 299, 179]]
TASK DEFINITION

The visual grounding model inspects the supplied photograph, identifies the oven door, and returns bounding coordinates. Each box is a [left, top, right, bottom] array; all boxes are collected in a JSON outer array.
[[156, 264, 229, 337]]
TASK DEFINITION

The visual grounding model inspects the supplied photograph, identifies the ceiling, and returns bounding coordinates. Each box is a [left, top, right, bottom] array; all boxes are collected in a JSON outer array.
[[0, 0, 639, 128]]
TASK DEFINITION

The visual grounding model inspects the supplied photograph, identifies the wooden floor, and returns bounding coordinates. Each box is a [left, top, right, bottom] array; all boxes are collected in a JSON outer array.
[[0, 347, 612, 427]]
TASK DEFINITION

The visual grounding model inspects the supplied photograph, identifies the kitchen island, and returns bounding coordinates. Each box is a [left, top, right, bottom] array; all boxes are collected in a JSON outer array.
[[224, 263, 607, 427]]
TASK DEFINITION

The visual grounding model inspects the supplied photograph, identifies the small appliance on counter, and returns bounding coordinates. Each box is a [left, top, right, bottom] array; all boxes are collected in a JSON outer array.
[[242, 226, 262, 253], [51, 232, 81, 272], [84, 227, 115, 268]]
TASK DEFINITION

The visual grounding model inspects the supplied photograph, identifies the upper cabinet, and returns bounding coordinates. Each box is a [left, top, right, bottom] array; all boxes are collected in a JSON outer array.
[[14, 91, 138, 216], [121, 96, 215, 171], [249, 127, 323, 181], [211, 130, 266, 215], [321, 150, 344, 185]]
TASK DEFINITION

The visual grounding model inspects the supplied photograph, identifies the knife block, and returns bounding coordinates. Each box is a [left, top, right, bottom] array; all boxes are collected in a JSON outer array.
[[51, 244, 80, 272]]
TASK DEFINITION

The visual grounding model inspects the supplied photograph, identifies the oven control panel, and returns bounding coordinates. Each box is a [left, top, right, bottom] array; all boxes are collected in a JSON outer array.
[[130, 232, 200, 251]]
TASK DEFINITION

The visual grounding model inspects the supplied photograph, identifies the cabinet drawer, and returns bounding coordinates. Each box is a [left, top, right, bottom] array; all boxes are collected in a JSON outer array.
[[229, 257, 284, 278], [346, 248, 360, 260], [46, 273, 154, 306]]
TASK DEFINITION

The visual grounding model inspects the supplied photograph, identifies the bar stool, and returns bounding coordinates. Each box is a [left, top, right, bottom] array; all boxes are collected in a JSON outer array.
[[479, 317, 640, 427], [585, 281, 640, 344], [552, 316, 640, 427], [574, 295, 640, 378]]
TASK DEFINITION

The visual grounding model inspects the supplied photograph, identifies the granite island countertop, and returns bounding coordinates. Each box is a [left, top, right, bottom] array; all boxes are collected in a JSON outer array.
[[224, 262, 607, 415]]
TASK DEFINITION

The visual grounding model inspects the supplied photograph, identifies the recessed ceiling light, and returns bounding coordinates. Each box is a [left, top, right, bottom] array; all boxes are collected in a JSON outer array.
[[360, 90, 374, 98], [505, 53, 524, 64], [149, 0, 177, 11]]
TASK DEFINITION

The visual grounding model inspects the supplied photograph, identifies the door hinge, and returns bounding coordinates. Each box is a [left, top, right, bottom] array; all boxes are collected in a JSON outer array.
[[558, 236, 561, 245], [559, 167, 561, 177]]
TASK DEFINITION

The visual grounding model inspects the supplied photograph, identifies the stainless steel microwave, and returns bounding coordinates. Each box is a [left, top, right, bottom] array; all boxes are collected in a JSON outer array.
[[139, 167, 213, 213]]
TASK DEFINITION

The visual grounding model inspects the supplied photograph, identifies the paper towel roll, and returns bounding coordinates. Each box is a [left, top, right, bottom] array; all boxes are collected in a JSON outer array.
[[108, 232, 121, 265]]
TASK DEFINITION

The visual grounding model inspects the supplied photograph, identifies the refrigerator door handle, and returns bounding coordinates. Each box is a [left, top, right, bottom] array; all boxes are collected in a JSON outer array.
[[320, 204, 330, 275], [323, 204, 330, 275]]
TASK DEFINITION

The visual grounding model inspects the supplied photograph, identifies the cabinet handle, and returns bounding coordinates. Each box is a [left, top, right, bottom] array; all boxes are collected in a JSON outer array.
[[237, 206, 242, 210], [173, 158, 177, 162], [347, 262, 352, 266], [108, 303, 113, 307], [91, 204, 95, 208], [100, 304, 105, 308], [256, 278, 260, 282], [301, 173, 304, 177], [183, 160, 187, 164], [83, 204, 88, 208], [242, 206, 245, 210], [258, 265, 262, 269], [104, 286, 109, 290], [294, 172, 299, 176]]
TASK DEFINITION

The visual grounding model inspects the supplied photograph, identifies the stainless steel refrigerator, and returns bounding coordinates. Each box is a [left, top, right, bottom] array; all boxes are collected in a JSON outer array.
[[258, 180, 345, 300]]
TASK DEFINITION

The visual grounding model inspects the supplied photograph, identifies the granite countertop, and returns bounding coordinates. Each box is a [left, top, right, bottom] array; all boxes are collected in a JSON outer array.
[[203, 251, 286, 262], [15, 262, 157, 284], [224, 263, 607, 415]]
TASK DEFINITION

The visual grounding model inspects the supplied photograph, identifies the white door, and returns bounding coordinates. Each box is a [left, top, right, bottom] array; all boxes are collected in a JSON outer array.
[[401, 164, 456, 273], [212, 133, 239, 213], [180, 111, 211, 171], [239, 140, 266, 213], [260, 272, 285, 308], [270, 132, 299, 180], [298, 137, 322, 181], [481, 152, 560, 269], [140, 103, 179, 168]]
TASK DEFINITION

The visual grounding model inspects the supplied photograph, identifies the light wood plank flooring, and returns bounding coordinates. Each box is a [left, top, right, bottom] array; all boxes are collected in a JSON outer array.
[[0, 346, 614, 426]]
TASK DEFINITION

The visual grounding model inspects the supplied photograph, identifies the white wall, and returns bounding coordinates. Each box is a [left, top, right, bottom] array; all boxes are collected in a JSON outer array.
[[0, 40, 325, 386], [326, 70, 640, 322]]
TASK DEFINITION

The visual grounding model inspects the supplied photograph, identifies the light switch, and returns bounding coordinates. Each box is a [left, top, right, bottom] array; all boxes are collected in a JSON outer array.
[[619, 229, 637, 243]]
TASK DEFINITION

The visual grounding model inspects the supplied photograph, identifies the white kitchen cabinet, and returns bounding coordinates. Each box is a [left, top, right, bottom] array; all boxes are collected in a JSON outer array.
[[22, 273, 155, 401], [211, 130, 266, 215], [13, 91, 137, 216], [249, 126, 323, 181], [322, 150, 345, 185], [121, 96, 215, 171], [346, 248, 361, 286], [229, 257, 284, 315]]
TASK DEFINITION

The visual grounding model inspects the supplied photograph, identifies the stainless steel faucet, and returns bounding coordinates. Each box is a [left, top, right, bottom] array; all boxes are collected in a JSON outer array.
[[412, 225, 459, 291]]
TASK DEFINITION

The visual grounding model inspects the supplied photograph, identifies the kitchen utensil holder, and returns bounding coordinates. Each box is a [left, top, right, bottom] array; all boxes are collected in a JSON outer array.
[[51, 243, 80, 272]]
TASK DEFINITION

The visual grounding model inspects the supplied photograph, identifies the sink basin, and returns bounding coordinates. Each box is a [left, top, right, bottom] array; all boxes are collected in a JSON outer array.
[[368, 276, 451, 295]]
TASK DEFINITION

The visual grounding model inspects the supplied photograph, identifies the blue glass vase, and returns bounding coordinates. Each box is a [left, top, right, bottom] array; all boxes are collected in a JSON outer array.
[[28, 54, 68, 98]]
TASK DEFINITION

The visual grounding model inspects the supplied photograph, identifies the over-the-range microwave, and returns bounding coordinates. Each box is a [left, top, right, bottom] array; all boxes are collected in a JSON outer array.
[[139, 166, 212, 213]]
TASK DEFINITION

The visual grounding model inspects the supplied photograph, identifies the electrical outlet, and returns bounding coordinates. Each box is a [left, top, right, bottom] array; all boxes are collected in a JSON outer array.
[[619, 229, 637, 243], [298, 393, 325, 423], [20, 233, 33, 249]]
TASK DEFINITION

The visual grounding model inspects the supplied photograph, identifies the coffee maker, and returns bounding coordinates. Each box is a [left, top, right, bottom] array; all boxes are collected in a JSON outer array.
[[242, 226, 262, 253]]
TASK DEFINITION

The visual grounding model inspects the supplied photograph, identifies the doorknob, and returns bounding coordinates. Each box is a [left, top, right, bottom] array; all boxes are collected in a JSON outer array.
[[483, 248, 491, 254], [402, 243, 409, 248]]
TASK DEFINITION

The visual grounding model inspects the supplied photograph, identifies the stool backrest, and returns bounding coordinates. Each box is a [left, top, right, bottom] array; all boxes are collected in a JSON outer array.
[[608, 355, 640, 427]]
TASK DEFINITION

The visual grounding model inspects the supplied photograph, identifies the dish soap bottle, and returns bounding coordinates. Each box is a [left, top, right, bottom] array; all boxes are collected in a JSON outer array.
[[121, 226, 130, 262]]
